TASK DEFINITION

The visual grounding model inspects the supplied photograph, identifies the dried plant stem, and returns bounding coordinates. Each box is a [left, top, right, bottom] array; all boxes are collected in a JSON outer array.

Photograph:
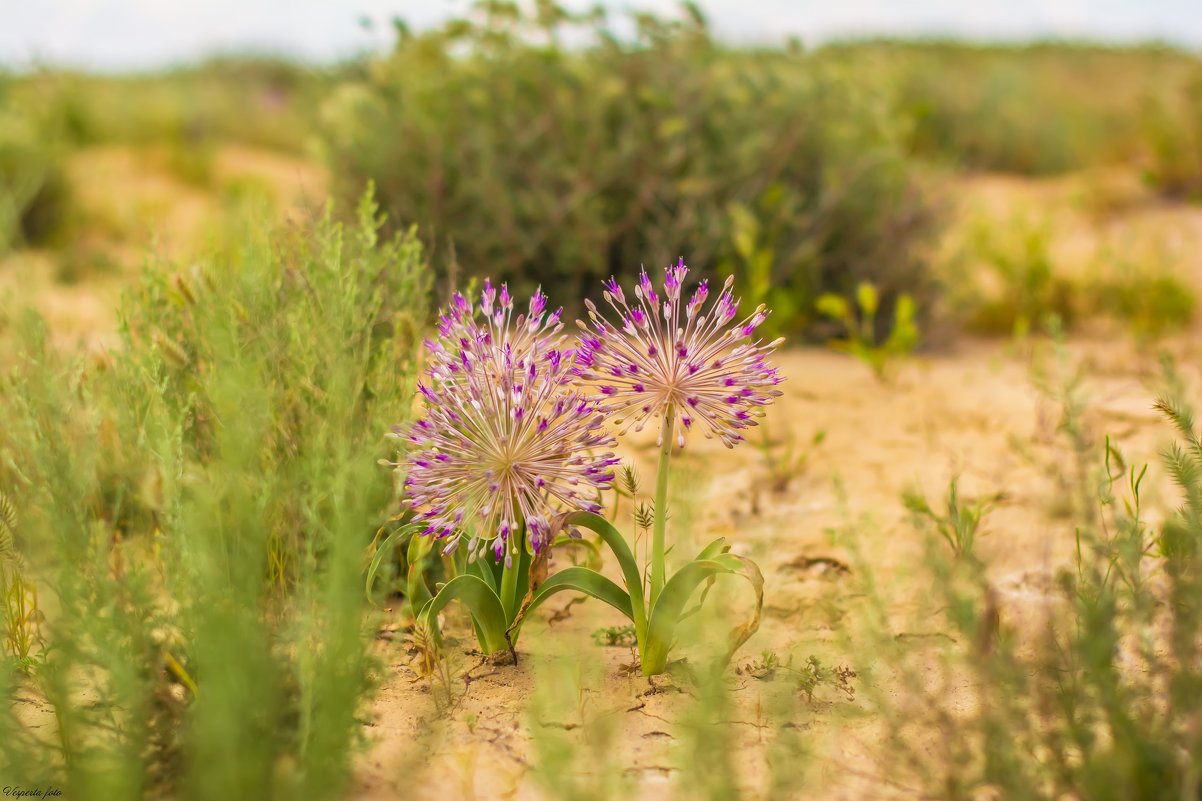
[[650, 404, 674, 606]]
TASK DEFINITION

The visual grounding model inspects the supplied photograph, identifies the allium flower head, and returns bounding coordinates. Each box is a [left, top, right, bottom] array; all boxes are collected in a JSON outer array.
[[395, 281, 618, 563], [576, 259, 785, 448]]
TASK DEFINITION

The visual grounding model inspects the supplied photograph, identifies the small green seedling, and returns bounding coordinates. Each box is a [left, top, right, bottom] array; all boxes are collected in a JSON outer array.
[[591, 624, 638, 648], [816, 281, 918, 381], [903, 478, 999, 560], [735, 650, 857, 702], [758, 425, 826, 493], [0, 489, 44, 673]]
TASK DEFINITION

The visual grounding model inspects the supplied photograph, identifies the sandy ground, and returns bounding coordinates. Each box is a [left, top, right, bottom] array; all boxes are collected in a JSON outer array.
[[350, 332, 1200, 801]]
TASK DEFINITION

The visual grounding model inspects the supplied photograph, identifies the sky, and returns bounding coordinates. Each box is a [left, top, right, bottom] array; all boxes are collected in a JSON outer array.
[[2, 0, 1200, 71]]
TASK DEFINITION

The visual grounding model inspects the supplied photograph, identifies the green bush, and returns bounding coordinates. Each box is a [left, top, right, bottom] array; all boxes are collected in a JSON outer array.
[[833, 41, 1201, 176], [0, 74, 73, 252], [17, 59, 331, 155], [0, 194, 427, 799], [320, 2, 938, 334], [1144, 64, 1202, 201]]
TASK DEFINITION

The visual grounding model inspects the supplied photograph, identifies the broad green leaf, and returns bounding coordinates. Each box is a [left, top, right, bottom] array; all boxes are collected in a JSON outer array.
[[500, 542, 532, 623], [642, 553, 764, 676], [695, 537, 729, 561], [466, 553, 499, 594], [405, 534, 435, 614], [365, 524, 418, 604], [418, 574, 509, 654], [506, 567, 634, 640], [564, 511, 649, 645]]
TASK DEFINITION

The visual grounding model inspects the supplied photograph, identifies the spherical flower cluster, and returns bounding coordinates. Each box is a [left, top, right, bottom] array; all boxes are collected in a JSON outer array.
[[395, 282, 618, 563], [575, 260, 785, 448]]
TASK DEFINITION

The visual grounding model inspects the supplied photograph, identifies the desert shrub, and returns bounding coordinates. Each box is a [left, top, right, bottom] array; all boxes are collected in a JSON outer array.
[[1093, 266, 1196, 339], [0, 193, 427, 798], [832, 41, 1200, 176], [320, 2, 939, 334], [0, 74, 73, 251], [14, 59, 331, 156], [943, 205, 1197, 340], [945, 211, 1076, 338], [1144, 63, 1202, 201]]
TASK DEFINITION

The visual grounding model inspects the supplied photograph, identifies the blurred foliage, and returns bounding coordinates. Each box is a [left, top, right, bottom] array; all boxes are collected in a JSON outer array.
[[3, 11, 1200, 337], [827, 40, 1202, 177], [816, 281, 919, 380], [857, 352, 1202, 800], [10, 58, 332, 154], [321, 2, 939, 335], [950, 212, 1075, 338], [944, 209, 1196, 340], [1093, 250, 1196, 339], [0, 193, 428, 798], [0, 71, 73, 252], [0, 57, 335, 257], [1144, 63, 1202, 201]]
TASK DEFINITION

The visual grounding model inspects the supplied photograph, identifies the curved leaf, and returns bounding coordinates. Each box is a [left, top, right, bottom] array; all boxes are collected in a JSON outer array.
[[674, 538, 732, 623], [563, 511, 649, 645], [642, 553, 764, 676], [695, 537, 729, 561], [506, 566, 634, 640], [417, 574, 509, 654], [365, 524, 418, 604]]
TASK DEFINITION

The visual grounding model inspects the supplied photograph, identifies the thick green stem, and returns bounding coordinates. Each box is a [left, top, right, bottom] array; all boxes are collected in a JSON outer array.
[[650, 404, 674, 607], [499, 529, 522, 623]]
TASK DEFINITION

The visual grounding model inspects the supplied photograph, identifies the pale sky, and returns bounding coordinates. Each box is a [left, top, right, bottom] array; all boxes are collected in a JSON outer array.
[[2, 0, 1200, 71]]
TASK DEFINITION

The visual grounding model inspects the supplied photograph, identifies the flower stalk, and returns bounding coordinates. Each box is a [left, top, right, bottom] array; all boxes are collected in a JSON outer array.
[[650, 404, 674, 606], [499, 527, 523, 621]]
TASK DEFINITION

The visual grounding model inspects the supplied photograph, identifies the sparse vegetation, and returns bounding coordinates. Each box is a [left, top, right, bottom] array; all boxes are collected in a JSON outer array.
[[757, 425, 826, 494], [816, 281, 919, 379], [853, 356, 1202, 800], [3, 7, 1202, 801], [902, 477, 999, 560], [0, 193, 427, 798]]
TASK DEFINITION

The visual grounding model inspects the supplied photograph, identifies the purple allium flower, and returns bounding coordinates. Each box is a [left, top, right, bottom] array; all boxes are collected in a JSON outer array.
[[396, 282, 617, 562], [576, 259, 785, 448]]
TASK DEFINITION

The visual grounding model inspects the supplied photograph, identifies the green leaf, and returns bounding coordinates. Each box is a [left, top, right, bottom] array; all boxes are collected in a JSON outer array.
[[499, 540, 532, 623], [405, 534, 435, 614], [815, 293, 850, 323], [695, 537, 730, 561], [506, 567, 634, 641], [642, 553, 764, 676], [417, 574, 509, 654], [365, 524, 418, 604], [856, 281, 879, 317], [564, 511, 649, 645]]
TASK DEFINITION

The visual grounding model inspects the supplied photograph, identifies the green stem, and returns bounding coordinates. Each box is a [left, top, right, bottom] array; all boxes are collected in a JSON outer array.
[[499, 524, 523, 622], [650, 404, 674, 607]]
